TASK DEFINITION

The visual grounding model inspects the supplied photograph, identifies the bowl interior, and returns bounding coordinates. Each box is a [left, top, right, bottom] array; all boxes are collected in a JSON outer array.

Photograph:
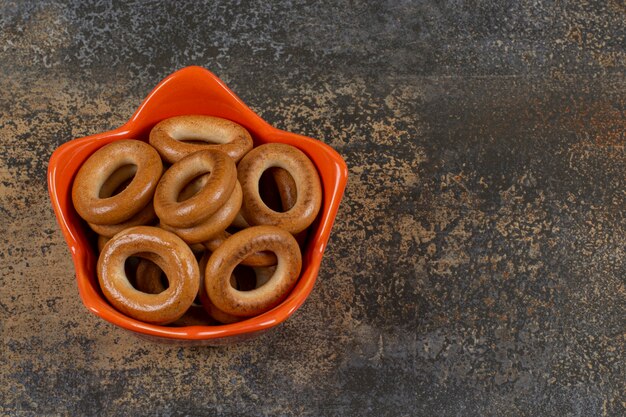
[[47, 66, 348, 342]]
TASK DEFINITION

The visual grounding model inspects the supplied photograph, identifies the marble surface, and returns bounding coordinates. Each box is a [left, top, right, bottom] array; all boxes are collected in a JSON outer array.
[[1, 1, 624, 416]]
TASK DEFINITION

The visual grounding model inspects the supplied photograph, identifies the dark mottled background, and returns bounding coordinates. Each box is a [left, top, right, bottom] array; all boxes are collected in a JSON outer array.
[[1, 1, 624, 416]]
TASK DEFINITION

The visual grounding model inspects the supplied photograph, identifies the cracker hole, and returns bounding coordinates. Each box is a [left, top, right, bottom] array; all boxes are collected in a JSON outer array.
[[258, 168, 296, 212], [229, 265, 276, 291], [129, 258, 169, 294], [99, 164, 137, 198], [178, 173, 210, 202]]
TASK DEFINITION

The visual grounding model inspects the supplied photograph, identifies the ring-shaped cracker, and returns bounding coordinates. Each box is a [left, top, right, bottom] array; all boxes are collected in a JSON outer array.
[[238, 143, 322, 234], [72, 140, 162, 225], [97, 226, 199, 325], [149, 115, 253, 163], [154, 149, 236, 228], [161, 181, 242, 244], [204, 226, 301, 317]]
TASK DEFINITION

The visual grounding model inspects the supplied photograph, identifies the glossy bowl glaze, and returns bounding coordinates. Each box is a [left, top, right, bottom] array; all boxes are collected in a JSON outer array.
[[47, 66, 348, 345]]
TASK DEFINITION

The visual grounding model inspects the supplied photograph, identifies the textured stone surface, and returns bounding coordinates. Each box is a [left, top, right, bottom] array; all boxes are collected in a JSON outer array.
[[1, 1, 624, 416]]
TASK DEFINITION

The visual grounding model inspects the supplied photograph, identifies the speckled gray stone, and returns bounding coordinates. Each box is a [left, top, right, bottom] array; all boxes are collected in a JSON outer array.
[[0, 1, 624, 416]]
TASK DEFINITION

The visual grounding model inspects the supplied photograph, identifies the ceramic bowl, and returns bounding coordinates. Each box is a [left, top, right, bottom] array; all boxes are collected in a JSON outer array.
[[47, 66, 348, 345]]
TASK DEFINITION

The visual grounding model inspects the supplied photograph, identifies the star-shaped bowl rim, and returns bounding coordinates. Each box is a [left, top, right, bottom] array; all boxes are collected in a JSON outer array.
[[47, 66, 348, 344]]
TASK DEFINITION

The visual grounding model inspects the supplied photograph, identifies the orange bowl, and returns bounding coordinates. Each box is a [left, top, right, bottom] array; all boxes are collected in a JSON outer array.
[[47, 66, 348, 345]]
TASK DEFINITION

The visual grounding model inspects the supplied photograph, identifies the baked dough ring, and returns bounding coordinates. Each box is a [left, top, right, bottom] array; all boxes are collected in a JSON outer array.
[[72, 140, 163, 225], [203, 230, 277, 267], [89, 203, 156, 237], [271, 167, 297, 211], [170, 305, 212, 327], [161, 181, 242, 244], [200, 290, 243, 324], [87, 165, 157, 237], [154, 149, 237, 228], [198, 254, 243, 324], [269, 167, 309, 246], [149, 115, 253, 163], [169, 175, 236, 245], [134, 255, 168, 295], [97, 235, 110, 253], [253, 265, 276, 288], [238, 143, 322, 234], [97, 226, 199, 325], [229, 167, 294, 228], [188, 243, 207, 254], [230, 212, 250, 229], [201, 168, 303, 267], [199, 260, 275, 324], [135, 256, 211, 326], [204, 226, 301, 317]]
